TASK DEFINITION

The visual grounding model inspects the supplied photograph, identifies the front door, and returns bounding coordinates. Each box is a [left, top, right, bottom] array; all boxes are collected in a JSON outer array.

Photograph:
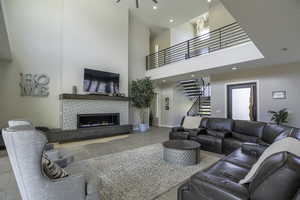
[[227, 82, 257, 121]]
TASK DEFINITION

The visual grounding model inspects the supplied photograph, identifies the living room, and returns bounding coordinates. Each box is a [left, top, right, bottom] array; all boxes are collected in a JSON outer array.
[[1, 0, 300, 200]]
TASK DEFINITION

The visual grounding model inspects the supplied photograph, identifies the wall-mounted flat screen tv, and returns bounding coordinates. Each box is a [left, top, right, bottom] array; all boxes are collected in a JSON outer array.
[[84, 68, 120, 94]]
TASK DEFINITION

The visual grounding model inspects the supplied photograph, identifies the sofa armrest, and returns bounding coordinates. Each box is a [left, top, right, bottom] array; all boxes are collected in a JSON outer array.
[[241, 143, 267, 157], [190, 173, 249, 200], [171, 127, 185, 132], [189, 128, 207, 137], [207, 129, 231, 138], [46, 175, 87, 200]]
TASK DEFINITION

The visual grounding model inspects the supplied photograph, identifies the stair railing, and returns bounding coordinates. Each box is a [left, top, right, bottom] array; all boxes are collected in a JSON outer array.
[[146, 22, 250, 70]]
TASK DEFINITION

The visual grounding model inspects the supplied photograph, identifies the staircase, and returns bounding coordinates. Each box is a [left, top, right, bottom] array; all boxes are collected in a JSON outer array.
[[177, 78, 211, 117]]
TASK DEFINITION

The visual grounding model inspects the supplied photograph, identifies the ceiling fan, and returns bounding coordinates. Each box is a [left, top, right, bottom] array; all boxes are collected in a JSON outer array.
[[116, 0, 158, 8]]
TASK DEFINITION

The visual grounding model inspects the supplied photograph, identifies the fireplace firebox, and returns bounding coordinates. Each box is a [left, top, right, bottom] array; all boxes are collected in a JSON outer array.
[[77, 113, 120, 129]]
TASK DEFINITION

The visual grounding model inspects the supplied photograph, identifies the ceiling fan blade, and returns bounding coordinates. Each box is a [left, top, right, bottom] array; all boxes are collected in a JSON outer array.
[[136, 0, 139, 8], [116, 0, 121, 3], [152, 0, 158, 3]]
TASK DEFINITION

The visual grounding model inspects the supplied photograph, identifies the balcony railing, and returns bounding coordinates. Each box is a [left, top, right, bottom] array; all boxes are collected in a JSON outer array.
[[146, 22, 250, 70]]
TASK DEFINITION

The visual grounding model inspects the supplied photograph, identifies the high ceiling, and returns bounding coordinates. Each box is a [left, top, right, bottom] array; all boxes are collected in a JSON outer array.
[[117, 0, 209, 36]]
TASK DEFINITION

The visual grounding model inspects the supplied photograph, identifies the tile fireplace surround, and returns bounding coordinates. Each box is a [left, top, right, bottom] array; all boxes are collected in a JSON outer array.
[[60, 95, 129, 130]]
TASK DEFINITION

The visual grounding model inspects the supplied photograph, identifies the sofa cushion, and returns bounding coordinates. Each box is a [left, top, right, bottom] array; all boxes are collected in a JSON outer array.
[[169, 131, 190, 140], [207, 118, 234, 132], [190, 135, 222, 153], [200, 117, 209, 128], [203, 161, 249, 183], [223, 138, 244, 155], [233, 120, 265, 138], [207, 130, 231, 138], [232, 132, 258, 143], [224, 148, 258, 169], [260, 124, 292, 144]]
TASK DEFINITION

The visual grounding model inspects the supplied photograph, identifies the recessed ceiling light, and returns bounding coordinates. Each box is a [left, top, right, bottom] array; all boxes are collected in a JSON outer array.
[[191, 74, 195, 78], [232, 67, 238, 70], [169, 19, 174, 23], [162, 80, 166, 83], [153, 6, 158, 10], [207, 0, 212, 3]]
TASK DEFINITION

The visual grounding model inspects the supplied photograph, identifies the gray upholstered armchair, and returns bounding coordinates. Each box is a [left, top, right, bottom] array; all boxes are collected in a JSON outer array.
[[2, 125, 100, 200], [8, 120, 74, 168]]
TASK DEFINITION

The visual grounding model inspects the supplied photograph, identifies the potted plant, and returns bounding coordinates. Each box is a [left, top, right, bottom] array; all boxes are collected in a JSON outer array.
[[268, 108, 289, 125], [131, 77, 155, 132]]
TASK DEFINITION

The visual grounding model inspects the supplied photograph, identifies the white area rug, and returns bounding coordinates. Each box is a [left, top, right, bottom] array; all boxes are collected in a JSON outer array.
[[69, 143, 221, 200]]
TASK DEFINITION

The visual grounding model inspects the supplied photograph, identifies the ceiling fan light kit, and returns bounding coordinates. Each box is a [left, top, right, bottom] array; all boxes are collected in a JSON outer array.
[[116, 0, 158, 8]]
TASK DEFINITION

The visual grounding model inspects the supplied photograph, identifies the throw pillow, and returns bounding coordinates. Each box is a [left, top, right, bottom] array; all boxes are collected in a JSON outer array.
[[42, 154, 68, 179], [182, 116, 202, 129]]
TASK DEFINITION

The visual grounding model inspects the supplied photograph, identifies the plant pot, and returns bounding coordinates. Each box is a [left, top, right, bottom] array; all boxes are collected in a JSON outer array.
[[139, 124, 148, 132]]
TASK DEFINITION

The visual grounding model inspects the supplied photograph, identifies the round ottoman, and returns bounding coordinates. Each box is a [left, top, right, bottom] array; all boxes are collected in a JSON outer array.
[[163, 140, 201, 166]]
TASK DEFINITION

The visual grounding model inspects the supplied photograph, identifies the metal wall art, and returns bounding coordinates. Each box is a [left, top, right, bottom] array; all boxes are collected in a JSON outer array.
[[20, 73, 50, 97]]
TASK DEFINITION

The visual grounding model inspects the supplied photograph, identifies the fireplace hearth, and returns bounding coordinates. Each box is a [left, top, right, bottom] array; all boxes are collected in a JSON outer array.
[[77, 113, 120, 129]]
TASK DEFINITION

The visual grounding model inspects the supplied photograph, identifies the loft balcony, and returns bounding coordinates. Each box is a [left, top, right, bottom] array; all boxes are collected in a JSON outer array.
[[145, 22, 264, 80]]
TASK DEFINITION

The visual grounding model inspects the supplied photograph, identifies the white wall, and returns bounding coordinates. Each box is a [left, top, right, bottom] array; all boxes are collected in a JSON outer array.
[[128, 13, 150, 126], [150, 30, 170, 54], [61, 0, 129, 96], [0, 0, 129, 128], [157, 83, 193, 127], [0, 0, 62, 128], [209, 0, 235, 31], [170, 22, 195, 46], [211, 62, 300, 128]]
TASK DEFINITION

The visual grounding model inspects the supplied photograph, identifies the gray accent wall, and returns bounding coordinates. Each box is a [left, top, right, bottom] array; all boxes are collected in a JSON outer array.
[[211, 62, 300, 127]]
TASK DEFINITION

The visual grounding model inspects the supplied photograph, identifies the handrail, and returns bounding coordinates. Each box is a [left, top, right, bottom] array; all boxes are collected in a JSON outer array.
[[146, 22, 250, 70]]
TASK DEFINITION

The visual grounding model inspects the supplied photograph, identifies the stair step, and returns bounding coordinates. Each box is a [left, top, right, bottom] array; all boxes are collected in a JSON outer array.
[[179, 79, 197, 84], [199, 112, 211, 115], [183, 88, 202, 90], [200, 108, 211, 110], [180, 83, 200, 87], [184, 90, 202, 93]]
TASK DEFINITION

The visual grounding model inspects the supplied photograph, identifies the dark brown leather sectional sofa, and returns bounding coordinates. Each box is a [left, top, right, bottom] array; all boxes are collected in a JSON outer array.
[[170, 117, 300, 200]]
